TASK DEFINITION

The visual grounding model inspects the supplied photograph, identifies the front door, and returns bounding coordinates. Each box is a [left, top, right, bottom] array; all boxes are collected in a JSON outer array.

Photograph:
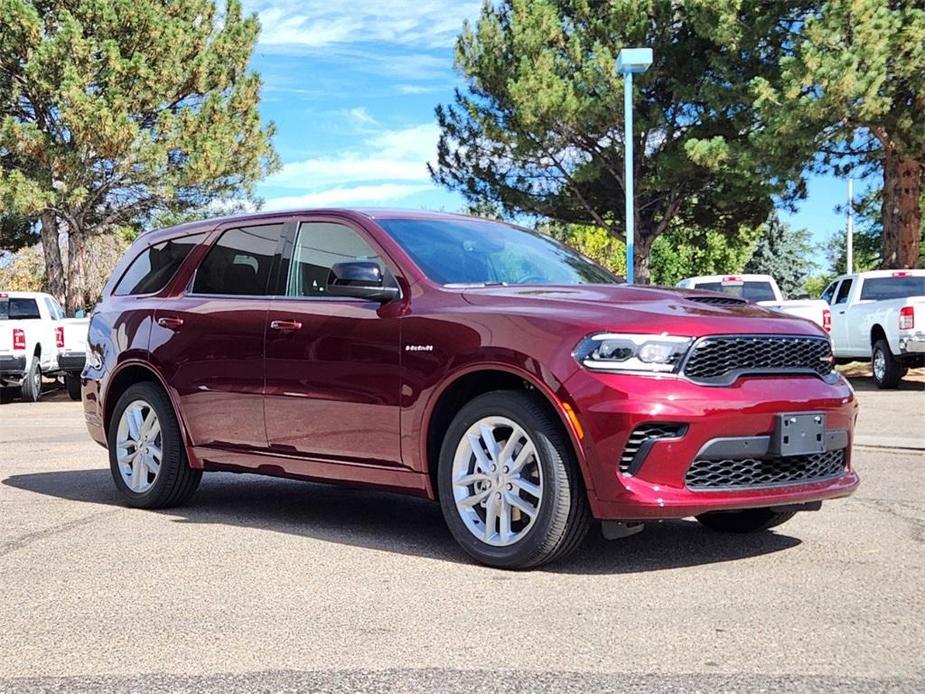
[[151, 222, 285, 450], [264, 218, 403, 467]]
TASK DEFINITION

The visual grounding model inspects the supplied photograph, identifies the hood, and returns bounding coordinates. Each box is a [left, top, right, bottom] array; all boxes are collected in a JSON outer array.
[[460, 284, 826, 337]]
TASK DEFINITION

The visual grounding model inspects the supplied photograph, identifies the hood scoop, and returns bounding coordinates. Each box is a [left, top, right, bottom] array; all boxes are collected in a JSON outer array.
[[686, 295, 748, 306]]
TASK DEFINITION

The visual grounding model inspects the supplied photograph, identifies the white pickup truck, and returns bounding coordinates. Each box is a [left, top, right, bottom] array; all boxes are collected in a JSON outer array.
[[676, 274, 831, 331], [0, 291, 89, 401], [820, 269, 925, 388]]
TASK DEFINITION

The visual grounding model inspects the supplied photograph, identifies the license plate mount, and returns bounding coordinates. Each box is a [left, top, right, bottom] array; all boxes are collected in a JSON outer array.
[[774, 413, 826, 456]]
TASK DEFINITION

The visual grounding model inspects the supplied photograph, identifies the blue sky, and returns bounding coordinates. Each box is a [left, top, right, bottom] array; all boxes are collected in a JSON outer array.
[[245, 0, 862, 267]]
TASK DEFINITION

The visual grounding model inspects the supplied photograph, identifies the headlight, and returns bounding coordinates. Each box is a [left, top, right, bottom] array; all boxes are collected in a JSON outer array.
[[574, 333, 692, 374]]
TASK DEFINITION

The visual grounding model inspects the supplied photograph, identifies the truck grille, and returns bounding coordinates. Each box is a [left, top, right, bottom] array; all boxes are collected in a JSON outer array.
[[619, 423, 686, 474], [682, 335, 833, 384], [685, 449, 846, 490]]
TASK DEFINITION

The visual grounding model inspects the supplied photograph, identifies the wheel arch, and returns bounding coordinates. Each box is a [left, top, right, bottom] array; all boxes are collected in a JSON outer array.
[[870, 324, 888, 347], [422, 365, 589, 500]]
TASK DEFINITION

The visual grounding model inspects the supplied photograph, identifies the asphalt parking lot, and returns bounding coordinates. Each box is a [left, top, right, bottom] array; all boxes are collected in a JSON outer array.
[[1, 375, 923, 692]]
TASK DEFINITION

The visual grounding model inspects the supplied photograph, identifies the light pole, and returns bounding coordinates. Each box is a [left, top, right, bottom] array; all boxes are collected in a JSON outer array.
[[846, 178, 854, 274], [616, 47, 652, 284]]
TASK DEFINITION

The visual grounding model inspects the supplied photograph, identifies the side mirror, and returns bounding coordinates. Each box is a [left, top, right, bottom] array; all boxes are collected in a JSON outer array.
[[326, 261, 400, 302]]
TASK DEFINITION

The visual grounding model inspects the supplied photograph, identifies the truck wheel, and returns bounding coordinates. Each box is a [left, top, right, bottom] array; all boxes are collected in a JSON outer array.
[[20, 358, 42, 402], [437, 390, 591, 569], [65, 374, 82, 401], [872, 339, 903, 389], [108, 382, 201, 509], [696, 508, 796, 533]]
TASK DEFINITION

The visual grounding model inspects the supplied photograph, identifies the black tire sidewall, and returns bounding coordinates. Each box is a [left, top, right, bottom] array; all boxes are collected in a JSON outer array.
[[107, 382, 187, 508], [65, 374, 82, 401], [21, 358, 41, 402], [437, 391, 578, 569], [873, 339, 901, 389]]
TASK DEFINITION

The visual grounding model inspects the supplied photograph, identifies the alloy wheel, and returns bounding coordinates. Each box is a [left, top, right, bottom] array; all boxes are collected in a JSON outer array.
[[451, 416, 543, 547], [116, 400, 163, 493], [873, 349, 886, 382]]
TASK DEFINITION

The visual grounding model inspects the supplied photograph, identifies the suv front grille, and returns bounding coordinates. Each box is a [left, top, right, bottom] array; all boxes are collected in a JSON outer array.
[[685, 449, 846, 490], [620, 423, 686, 475], [682, 335, 833, 385]]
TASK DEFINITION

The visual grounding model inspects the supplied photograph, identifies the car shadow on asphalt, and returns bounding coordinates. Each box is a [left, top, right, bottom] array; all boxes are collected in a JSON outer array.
[[846, 375, 925, 392], [2, 468, 801, 574]]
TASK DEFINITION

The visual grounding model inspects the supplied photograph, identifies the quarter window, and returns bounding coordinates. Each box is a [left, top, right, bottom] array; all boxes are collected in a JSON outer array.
[[114, 233, 207, 296], [287, 222, 385, 298], [821, 281, 838, 305], [192, 224, 283, 296]]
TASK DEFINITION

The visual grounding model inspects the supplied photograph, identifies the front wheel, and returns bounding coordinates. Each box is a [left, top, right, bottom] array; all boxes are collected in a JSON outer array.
[[696, 508, 796, 533], [108, 382, 201, 509], [872, 339, 903, 389], [437, 390, 591, 569]]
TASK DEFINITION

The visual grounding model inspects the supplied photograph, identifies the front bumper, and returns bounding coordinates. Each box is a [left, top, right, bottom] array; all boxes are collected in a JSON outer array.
[[57, 352, 87, 373], [564, 370, 859, 520]]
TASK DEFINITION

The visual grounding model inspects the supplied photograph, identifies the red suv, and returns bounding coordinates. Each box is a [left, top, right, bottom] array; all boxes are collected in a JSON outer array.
[[83, 210, 859, 568]]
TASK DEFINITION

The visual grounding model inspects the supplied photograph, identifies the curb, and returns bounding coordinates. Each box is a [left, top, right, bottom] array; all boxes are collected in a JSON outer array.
[[854, 435, 925, 452]]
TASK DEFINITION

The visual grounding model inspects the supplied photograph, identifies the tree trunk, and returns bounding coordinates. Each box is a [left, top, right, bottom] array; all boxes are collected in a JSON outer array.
[[39, 212, 65, 301], [634, 231, 655, 284], [881, 151, 922, 269], [65, 226, 86, 315]]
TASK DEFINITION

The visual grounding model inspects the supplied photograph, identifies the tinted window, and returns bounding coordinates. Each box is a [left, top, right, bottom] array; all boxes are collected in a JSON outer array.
[[859, 276, 925, 301], [115, 233, 207, 296], [821, 281, 838, 304], [378, 218, 618, 286], [834, 279, 853, 304], [692, 281, 777, 302], [287, 222, 385, 298], [192, 224, 283, 296], [0, 298, 41, 320]]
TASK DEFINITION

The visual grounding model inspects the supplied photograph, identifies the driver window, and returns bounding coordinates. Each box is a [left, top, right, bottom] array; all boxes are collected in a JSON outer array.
[[288, 222, 385, 298], [834, 279, 853, 305]]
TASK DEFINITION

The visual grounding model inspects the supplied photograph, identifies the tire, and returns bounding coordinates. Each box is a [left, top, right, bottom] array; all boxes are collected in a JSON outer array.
[[696, 508, 796, 533], [107, 381, 201, 509], [872, 338, 903, 389], [437, 390, 591, 569], [65, 374, 82, 401], [20, 357, 42, 402]]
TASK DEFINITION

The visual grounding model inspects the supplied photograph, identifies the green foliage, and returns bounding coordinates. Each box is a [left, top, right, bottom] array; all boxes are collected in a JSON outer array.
[[743, 216, 816, 297], [545, 223, 627, 277], [0, 213, 36, 252], [0, 0, 278, 308], [432, 0, 812, 281], [804, 274, 832, 300], [649, 224, 760, 287], [753, 0, 925, 268], [0, 245, 43, 291]]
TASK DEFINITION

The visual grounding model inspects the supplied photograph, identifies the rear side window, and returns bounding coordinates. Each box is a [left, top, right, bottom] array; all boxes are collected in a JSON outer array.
[[834, 279, 853, 304], [287, 222, 385, 297], [192, 224, 283, 296], [114, 233, 207, 296], [0, 298, 41, 320], [859, 276, 925, 301]]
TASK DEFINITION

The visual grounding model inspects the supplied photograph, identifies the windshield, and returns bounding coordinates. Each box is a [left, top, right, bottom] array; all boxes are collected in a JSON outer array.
[[377, 218, 620, 286], [692, 281, 777, 302], [0, 297, 41, 320], [859, 276, 925, 301]]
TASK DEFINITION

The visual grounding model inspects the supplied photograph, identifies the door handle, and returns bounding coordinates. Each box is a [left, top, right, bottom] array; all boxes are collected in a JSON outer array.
[[156, 316, 184, 329], [270, 319, 302, 332]]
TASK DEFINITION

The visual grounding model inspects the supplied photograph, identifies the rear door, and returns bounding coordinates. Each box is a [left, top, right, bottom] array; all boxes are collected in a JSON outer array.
[[151, 222, 286, 451], [263, 217, 403, 467]]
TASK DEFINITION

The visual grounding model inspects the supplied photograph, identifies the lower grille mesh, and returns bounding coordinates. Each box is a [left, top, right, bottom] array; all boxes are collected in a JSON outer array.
[[685, 449, 847, 490], [620, 423, 686, 474]]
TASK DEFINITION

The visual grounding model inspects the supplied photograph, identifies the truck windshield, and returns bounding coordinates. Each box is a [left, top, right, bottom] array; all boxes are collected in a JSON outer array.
[[0, 297, 41, 320], [377, 218, 620, 286], [692, 281, 777, 302], [859, 276, 925, 301]]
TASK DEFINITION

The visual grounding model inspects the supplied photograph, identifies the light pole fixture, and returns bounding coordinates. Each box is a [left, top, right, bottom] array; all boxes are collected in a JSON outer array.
[[616, 47, 652, 284]]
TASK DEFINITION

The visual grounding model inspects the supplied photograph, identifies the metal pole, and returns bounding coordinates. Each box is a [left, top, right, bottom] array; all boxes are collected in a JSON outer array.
[[624, 71, 634, 284], [846, 178, 854, 274]]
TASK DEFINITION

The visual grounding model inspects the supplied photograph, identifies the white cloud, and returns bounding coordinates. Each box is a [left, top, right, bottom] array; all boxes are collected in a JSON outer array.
[[262, 122, 442, 210], [247, 1, 480, 50], [348, 107, 378, 126], [263, 184, 434, 210]]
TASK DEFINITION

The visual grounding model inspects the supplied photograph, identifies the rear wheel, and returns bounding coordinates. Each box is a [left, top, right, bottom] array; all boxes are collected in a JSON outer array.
[[696, 508, 796, 533], [65, 374, 82, 401], [20, 357, 42, 402], [437, 390, 591, 569], [872, 339, 903, 389], [108, 382, 201, 509]]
